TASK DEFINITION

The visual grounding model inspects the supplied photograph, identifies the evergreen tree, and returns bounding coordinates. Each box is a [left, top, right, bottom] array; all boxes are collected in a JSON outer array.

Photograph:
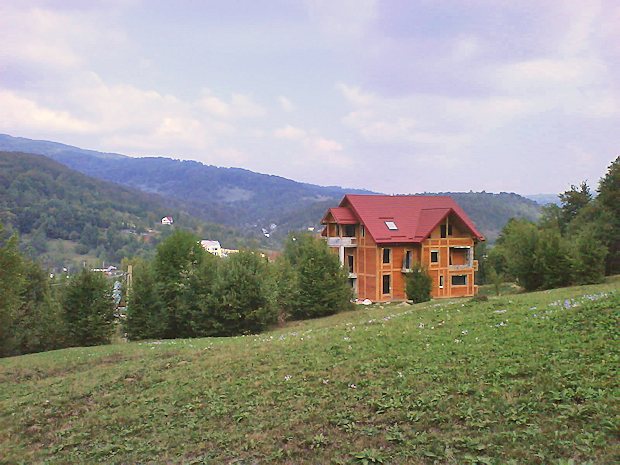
[[0, 224, 24, 357], [62, 269, 115, 347], [559, 181, 592, 228], [12, 260, 66, 354], [153, 230, 206, 338], [124, 260, 166, 340], [404, 265, 432, 303], [209, 250, 276, 335], [597, 156, 620, 274], [283, 233, 352, 320]]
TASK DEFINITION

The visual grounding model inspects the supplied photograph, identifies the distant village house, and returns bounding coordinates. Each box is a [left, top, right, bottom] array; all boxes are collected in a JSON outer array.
[[321, 195, 484, 302], [161, 216, 174, 225]]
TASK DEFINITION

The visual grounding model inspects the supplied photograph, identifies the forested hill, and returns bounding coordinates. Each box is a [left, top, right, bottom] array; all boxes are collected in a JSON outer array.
[[0, 134, 541, 243], [0, 151, 255, 269], [428, 192, 541, 242]]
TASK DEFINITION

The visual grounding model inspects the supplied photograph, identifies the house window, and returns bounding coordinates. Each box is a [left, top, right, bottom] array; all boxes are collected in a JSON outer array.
[[439, 275, 444, 288], [344, 224, 356, 237], [361, 225, 365, 237], [404, 250, 412, 270], [431, 250, 439, 263], [383, 248, 391, 264], [336, 224, 340, 236], [440, 224, 453, 238], [451, 275, 467, 286], [347, 254, 354, 273], [385, 221, 398, 230], [382, 274, 391, 294]]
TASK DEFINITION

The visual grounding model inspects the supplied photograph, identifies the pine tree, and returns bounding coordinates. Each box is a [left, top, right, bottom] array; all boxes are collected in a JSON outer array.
[[124, 260, 166, 340], [209, 250, 276, 335], [284, 233, 352, 320], [597, 156, 620, 274], [62, 269, 115, 347]]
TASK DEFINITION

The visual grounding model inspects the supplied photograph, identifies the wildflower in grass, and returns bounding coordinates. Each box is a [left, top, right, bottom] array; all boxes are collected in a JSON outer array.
[[418, 323, 425, 329], [494, 309, 507, 314], [461, 330, 468, 335], [284, 375, 292, 381], [343, 336, 351, 342], [454, 339, 462, 343], [349, 383, 357, 389], [322, 379, 329, 384], [397, 371, 404, 378]]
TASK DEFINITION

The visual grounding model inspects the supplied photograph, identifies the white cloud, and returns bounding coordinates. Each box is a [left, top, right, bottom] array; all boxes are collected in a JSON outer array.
[[273, 125, 307, 140], [277, 95, 295, 112], [314, 137, 343, 152], [304, 0, 377, 40], [199, 90, 266, 119]]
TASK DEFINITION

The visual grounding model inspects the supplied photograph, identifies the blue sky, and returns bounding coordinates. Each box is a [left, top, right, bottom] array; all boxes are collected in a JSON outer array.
[[1, 0, 618, 194]]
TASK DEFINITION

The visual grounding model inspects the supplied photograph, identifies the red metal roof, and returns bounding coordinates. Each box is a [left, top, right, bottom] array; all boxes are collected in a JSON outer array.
[[331, 194, 484, 244], [321, 207, 358, 225]]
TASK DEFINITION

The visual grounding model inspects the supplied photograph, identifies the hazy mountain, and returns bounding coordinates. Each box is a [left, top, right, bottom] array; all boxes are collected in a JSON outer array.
[[0, 134, 542, 243], [525, 193, 561, 206]]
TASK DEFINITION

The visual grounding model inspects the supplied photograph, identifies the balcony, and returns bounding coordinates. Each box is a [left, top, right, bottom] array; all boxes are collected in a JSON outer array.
[[327, 237, 357, 247]]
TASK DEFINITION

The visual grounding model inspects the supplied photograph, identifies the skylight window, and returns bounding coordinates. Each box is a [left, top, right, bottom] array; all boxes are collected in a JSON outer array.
[[385, 221, 398, 230]]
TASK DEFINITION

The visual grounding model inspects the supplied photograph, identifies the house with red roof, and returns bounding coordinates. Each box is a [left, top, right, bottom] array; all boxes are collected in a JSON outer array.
[[321, 195, 484, 301]]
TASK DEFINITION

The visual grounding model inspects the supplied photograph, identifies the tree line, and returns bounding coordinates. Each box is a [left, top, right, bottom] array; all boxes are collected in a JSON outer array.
[[124, 231, 352, 340], [0, 227, 352, 357], [481, 157, 619, 291]]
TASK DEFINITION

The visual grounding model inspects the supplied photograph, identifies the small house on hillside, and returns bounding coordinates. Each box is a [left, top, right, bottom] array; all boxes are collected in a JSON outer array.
[[161, 216, 174, 225], [201, 240, 222, 257], [321, 195, 484, 301]]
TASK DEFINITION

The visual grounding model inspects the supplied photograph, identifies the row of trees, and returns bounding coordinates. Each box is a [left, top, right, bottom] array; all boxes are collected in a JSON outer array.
[[485, 157, 618, 291], [124, 230, 352, 340], [0, 223, 117, 357]]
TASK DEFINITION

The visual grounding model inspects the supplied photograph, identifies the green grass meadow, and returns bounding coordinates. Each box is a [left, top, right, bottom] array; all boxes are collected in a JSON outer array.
[[1, 278, 619, 464]]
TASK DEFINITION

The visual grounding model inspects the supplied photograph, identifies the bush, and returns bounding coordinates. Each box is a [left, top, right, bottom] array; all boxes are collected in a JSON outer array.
[[405, 265, 432, 303], [283, 233, 352, 320]]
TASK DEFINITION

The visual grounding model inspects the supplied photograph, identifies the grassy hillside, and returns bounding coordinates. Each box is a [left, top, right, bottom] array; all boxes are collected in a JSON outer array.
[[1, 279, 618, 464]]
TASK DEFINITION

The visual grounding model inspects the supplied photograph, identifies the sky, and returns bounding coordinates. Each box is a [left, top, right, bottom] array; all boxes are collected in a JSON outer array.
[[1, 0, 618, 195]]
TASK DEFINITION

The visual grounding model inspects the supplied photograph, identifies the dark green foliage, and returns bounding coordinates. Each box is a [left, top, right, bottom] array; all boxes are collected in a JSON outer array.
[[495, 219, 544, 291], [124, 260, 166, 340], [153, 230, 207, 338], [404, 265, 432, 303], [597, 156, 620, 274], [209, 251, 277, 336], [273, 257, 300, 322], [559, 181, 592, 228], [282, 233, 352, 320], [536, 228, 572, 289], [0, 151, 255, 267], [570, 227, 608, 285], [0, 225, 25, 356], [12, 260, 66, 355], [62, 269, 115, 347]]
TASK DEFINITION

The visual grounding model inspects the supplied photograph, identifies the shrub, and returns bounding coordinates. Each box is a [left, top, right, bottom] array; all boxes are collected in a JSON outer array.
[[405, 264, 432, 303], [283, 233, 352, 320]]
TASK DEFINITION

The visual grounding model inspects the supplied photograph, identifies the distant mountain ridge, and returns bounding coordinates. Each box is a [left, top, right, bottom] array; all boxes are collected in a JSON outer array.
[[0, 134, 542, 243], [0, 150, 255, 268]]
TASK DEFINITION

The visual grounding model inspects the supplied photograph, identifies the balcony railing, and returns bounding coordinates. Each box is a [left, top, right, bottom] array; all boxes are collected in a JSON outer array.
[[326, 237, 357, 247]]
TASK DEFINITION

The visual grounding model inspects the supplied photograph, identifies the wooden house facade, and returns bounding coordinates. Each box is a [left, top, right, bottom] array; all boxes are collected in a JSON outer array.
[[321, 195, 484, 301]]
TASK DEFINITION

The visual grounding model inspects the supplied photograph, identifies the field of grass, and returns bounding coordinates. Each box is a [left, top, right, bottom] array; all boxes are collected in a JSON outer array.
[[1, 278, 619, 464]]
